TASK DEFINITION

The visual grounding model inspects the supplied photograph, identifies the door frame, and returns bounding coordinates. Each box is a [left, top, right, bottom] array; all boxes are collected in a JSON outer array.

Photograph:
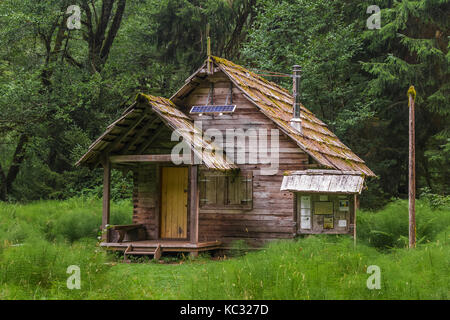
[[159, 165, 190, 241]]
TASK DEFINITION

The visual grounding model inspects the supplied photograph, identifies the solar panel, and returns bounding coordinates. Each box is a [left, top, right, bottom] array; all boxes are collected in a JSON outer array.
[[190, 105, 236, 114]]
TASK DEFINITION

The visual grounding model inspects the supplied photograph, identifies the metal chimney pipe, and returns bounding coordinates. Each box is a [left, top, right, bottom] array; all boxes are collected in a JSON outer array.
[[293, 65, 301, 118], [290, 65, 302, 133]]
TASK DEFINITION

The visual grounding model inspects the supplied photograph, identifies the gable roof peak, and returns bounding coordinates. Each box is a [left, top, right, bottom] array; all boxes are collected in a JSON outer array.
[[173, 56, 375, 177]]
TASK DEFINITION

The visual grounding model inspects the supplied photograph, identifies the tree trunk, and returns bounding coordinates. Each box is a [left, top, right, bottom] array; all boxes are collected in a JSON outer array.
[[82, 0, 127, 73], [0, 134, 29, 201], [224, 0, 256, 59], [0, 163, 6, 201]]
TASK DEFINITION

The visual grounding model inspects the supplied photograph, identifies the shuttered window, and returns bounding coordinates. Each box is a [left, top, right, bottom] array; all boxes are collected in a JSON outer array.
[[199, 170, 252, 210]]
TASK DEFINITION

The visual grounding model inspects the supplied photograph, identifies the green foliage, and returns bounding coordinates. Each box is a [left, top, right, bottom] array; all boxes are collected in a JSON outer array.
[[0, 0, 448, 207], [243, 0, 375, 134], [0, 198, 132, 244], [0, 0, 258, 202], [360, 0, 450, 201], [420, 187, 450, 210], [0, 0, 448, 300], [229, 239, 250, 257], [0, 198, 448, 299], [244, 0, 449, 207], [357, 199, 450, 249], [0, 239, 108, 293], [175, 236, 448, 299]]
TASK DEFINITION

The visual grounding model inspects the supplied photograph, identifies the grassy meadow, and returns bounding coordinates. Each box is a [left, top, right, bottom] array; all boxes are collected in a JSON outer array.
[[0, 198, 448, 300]]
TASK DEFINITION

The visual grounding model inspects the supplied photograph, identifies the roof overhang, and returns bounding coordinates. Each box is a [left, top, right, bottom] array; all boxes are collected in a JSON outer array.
[[76, 93, 237, 171], [280, 170, 365, 194]]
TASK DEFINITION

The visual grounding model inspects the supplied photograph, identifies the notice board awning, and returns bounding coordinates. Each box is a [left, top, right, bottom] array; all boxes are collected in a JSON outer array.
[[280, 170, 365, 194]]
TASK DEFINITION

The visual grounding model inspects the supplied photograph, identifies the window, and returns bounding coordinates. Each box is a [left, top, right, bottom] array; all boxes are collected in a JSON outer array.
[[199, 170, 252, 210], [298, 194, 311, 230]]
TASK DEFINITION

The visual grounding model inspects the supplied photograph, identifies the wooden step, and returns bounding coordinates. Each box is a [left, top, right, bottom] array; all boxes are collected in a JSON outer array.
[[124, 244, 161, 261], [126, 251, 156, 255]]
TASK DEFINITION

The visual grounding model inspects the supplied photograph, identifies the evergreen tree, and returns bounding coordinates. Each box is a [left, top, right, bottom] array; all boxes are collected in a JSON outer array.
[[362, 0, 449, 196]]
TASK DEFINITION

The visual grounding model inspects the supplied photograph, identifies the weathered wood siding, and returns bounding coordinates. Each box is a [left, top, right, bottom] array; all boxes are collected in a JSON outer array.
[[180, 71, 311, 246], [132, 164, 160, 240]]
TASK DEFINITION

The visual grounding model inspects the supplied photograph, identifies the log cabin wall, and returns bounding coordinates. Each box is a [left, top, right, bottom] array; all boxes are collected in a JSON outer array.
[[181, 71, 312, 246], [132, 164, 160, 240]]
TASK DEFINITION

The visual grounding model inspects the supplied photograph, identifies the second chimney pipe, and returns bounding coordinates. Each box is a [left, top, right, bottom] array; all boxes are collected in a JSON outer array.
[[291, 65, 302, 133]]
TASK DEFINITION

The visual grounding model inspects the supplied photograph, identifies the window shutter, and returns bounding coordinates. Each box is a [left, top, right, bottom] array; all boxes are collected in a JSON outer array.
[[199, 172, 216, 205], [240, 171, 253, 208], [205, 176, 217, 204], [199, 172, 208, 205], [227, 175, 240, 205], [199, 170, 252, 209], [216, 175, 226, 205]]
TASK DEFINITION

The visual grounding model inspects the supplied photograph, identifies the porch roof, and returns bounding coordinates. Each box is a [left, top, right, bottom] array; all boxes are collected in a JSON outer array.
[[280, 169, 365, 194], [76, 93, 236, 170]]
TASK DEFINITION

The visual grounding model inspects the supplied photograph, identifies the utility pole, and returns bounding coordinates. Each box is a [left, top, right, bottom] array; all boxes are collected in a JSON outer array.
[[408, 85, 416, 249]]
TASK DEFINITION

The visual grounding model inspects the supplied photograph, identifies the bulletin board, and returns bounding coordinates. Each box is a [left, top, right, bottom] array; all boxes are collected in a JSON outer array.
[[314, 201, 333, 215]]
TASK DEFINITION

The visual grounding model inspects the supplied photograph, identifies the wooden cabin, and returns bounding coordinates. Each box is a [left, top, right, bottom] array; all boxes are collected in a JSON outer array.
[[77, 57, 375, 259]]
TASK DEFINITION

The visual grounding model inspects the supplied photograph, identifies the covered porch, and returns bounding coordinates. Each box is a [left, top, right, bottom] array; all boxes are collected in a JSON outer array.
[[100, 155, 217, 258], [75, 94, 235, 259], [100, 240, 222, 260]]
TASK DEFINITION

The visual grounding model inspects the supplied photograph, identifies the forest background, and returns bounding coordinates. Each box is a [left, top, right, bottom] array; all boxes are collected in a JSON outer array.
[[0, 0, 448, 208]]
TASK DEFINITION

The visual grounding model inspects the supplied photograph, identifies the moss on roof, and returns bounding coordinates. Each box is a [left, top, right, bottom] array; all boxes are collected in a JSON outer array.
[[210, 56, 375, 177]]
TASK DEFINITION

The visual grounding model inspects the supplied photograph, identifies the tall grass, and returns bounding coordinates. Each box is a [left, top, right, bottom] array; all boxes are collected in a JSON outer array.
[[0, 197, 448, 299], [0, 197, 132, 243], [0, 239, 110, 299], [87, 232, 448, 300], [176, 235, 449, 299], [0, 197, 131, 299], [357, 200, 450, 249]]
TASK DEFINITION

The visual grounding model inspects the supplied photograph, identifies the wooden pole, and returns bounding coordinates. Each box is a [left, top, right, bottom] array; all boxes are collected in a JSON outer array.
[[408, 86, 416, 249], [206, 23, 212, 74], [353, 194, 357, 248], [102, 158, 111, 242]]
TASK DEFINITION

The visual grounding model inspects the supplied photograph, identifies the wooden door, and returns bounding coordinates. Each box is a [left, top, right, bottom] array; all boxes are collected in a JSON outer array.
[[160, 167, 188, 239]]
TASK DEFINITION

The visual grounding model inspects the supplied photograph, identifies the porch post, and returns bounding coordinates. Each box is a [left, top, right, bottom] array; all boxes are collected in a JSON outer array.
[[102, 158, 111, 242], [189, 165, 199, 244]]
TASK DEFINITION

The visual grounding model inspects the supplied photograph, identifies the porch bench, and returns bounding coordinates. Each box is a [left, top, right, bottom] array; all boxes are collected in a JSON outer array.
[[109, 224, 146, 243]]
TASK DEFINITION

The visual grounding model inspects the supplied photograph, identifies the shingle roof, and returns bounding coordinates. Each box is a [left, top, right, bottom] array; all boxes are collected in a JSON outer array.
[[280, 170, 365, 194], [208, 56, 375, 176], [78, 56, 374, 177], [76, 93, 236, 170]]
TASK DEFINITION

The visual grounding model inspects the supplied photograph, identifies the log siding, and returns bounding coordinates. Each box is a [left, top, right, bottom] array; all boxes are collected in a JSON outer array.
[[178, 72, 310, 246]]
